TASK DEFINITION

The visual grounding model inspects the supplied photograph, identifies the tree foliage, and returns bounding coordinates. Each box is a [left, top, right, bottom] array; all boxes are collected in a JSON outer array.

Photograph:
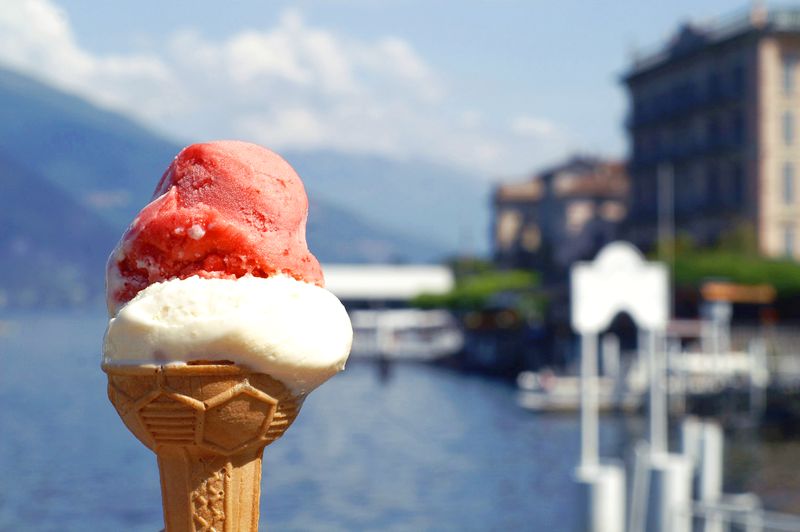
[[672, 252, 800, 296], [412, 259, 541, 313], [659, 224, 800, 296]]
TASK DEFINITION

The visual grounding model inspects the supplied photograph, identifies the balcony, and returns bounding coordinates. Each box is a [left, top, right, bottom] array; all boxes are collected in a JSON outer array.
[[627, 87, 746, 130]]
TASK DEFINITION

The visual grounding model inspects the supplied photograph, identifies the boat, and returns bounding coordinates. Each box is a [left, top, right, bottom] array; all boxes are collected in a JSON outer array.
[[348, 308, 464, 361], [516, 368, 646, 413], [517, 346, 770, 413]]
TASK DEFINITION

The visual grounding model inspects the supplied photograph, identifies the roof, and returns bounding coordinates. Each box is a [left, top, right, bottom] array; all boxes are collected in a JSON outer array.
[[622, 6, 798, 81], [539, 155, 607, 179], [552, 162, 629, 199], [495, 157, 628, 204], [494, 180, 544, 203], [323, 264, 454, 301]]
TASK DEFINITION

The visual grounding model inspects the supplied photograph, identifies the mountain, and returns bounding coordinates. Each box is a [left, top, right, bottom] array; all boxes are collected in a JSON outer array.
[[285, 150, 490, 255], [0, 152, 118, 307], [0, 67, 491, 254], [307, 199, 442, 263], [0, 151, 438, 308], [0, 68, 179, 231]]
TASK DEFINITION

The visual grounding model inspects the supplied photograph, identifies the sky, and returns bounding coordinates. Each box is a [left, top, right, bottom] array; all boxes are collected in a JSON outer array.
[[0, 0, 752, 179]]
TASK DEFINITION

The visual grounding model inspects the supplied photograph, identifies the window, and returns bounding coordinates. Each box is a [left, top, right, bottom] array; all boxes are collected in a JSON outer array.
[[496, 210, 522, 252], [708, 71, 722, 98], [732, 63, 745, 95], [694, 172, 707, 210], [785, 224, 796, 257], [784, 55, 797, 95], [732, 111, 745, 145], [566, 201, 594, 235], [784, 111, 794, 145], [520, 225, 541, 252], [784, 162, 795, 204], [707, 116, 721, 147], [731, 161, 744, 206], [706, 164, 719, 207]]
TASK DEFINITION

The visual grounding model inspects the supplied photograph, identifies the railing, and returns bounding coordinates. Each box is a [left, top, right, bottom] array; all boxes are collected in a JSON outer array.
[[731, 325, 800, 390], [626, 88, 747, 129], [628, 7, 753, 75], [629, 137, 747, 169], [627, 6, 800, 78], [769, 8, 800, 32], [688, 499, 800, 532]]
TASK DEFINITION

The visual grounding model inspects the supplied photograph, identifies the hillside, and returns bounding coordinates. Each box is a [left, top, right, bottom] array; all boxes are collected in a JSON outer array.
[[0, 152, 117, 307], [307, 199, 442, 263], [0, 68, 178, 230], [0, 66, 493, 307], [0, 67, 488, 259], [286, 150, 489, 255]]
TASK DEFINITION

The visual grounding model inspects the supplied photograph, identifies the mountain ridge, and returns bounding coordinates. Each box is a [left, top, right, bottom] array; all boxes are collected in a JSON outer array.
[[0, 150, 117, 307], [0, 65, 489, 306], [0, 66, 489, 257]]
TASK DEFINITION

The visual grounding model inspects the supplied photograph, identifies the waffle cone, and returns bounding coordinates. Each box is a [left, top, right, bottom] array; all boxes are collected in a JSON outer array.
[[103, 363, 301, 532]]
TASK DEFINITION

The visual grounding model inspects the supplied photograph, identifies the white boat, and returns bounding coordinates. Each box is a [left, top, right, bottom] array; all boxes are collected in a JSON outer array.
[[516, 369, 646, 412], [348, 308, 464, 361], [517, 346, 770, 413]]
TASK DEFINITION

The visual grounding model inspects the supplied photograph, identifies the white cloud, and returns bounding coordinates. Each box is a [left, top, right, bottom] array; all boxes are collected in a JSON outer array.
[[0, 0, 573, 176], [511, 115, 561, 138], [458, 110, 482, 129], [238, 108, 329, 148], [0, 0, 180, 126]]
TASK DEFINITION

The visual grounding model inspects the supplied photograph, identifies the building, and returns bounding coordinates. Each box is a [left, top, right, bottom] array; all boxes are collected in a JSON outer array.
[[623, 4, 800, 258], [492, 156, 629, 276]]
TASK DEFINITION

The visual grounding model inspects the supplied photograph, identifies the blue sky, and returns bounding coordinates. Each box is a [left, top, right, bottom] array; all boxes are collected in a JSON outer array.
[[2, 0, 750, 178]]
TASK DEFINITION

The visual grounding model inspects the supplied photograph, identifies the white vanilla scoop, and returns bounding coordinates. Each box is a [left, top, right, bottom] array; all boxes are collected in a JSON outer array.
[[103, 275, 353, 395]]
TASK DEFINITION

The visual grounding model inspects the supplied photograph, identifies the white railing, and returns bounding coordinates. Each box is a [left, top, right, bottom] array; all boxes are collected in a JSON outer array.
[[628, 6, 800, 76], [688, 499, 800, 532]]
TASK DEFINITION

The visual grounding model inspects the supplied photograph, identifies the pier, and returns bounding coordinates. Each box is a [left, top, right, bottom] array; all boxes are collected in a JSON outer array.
[[568, 242, 800, 532]]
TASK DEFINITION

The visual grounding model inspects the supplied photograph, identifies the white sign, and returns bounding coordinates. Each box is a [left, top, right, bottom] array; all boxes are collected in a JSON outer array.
[[571, 242, 668, 334]]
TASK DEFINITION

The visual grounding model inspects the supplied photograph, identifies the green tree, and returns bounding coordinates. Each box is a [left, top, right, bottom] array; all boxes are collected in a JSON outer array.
[[412, 264, 543, 316]]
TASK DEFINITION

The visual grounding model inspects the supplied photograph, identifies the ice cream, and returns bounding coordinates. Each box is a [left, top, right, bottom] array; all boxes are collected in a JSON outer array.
[[102, 140, 352, 531], [107, 140, 323, 313], [104, 274, 351, 395], [103, 140, 351, 394]]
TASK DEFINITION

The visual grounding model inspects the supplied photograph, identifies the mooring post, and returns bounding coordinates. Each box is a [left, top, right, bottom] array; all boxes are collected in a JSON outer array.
[[580, 332, 599, 472]]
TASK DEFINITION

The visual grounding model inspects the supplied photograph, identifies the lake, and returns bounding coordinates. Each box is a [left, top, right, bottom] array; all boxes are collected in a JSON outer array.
[[0, 312, 797, 531]]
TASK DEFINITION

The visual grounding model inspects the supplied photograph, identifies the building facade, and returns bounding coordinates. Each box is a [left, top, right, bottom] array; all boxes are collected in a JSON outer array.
[[493, 156, 629, 275], [624, 5, 800, 258]]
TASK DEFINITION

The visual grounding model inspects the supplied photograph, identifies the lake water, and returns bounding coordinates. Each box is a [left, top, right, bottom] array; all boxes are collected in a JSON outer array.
[[0, 312, 798, 531]]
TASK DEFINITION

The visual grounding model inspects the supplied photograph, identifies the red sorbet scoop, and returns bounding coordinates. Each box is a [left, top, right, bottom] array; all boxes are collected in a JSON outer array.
[[106, 141, 323, 312]]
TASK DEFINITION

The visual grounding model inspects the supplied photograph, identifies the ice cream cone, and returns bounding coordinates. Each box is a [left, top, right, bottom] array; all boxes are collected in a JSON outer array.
[[103, 362, 302, 532]]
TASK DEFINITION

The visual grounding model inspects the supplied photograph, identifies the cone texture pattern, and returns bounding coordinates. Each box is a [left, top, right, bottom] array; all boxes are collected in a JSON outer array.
[[104, 363, 301, 532]]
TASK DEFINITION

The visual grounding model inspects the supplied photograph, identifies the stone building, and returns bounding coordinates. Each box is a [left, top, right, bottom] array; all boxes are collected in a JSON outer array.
[[493, 156, 629, 276], [623, 5, 800, 257]]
